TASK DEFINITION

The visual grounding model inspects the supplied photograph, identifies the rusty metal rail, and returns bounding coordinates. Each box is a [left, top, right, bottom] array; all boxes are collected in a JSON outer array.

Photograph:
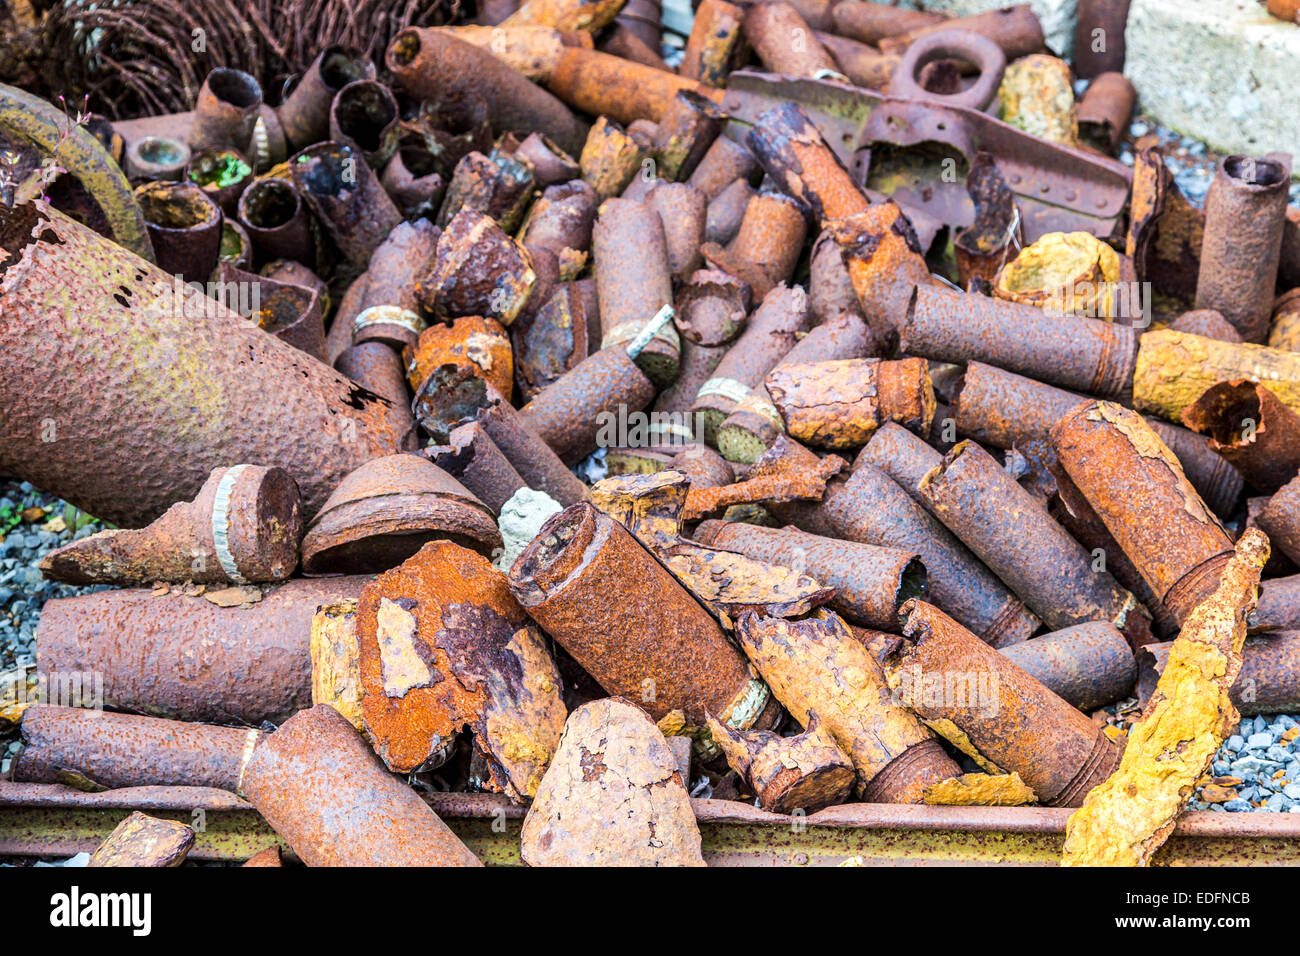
[[2, 783, 1297, 866]]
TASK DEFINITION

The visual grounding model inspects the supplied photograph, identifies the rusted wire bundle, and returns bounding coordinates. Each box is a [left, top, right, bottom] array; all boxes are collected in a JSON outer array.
[[40, 0, 454, 118]]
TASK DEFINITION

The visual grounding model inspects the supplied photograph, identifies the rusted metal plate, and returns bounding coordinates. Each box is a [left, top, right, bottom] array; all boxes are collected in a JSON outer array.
[[2, 783, 1296, 866]]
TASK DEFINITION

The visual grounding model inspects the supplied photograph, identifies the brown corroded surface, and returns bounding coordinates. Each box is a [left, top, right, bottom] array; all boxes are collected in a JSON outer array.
[[767, 357, 934, 449], [1181, 381, 1300, 495], [1133, 330, 1300, 423], [89, 812, 194, 867]]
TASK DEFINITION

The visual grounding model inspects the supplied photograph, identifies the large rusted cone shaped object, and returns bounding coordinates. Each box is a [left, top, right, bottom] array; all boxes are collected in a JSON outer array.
[[301, 453, 502, 574], [41, 465, 302, 586], [356, 540, 566, 797], [521, 697, 706, 867]]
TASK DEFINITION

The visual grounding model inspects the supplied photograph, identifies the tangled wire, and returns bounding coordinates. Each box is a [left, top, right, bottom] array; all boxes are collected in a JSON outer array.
[[16, 0, 463, 118]]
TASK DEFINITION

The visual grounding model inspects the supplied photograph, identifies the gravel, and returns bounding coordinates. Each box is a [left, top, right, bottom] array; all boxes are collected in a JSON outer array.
[[1189, 716, 1300, 813]]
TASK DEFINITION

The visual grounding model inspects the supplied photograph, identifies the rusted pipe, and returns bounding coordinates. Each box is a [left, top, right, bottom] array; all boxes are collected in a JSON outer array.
[[289, 141, 402, 269], [1257, 476, 1300, 566], [1077, 72, 1137, 155], [546, 47, 719, 126], [236, 177, 315, 266], [475, 385, 590, 507], [877, 5, 1045, 59], [702, 190, 807, 301], [997, 622, 1136, 712], [742, 2, 843, 80], [1138, 632, 1300, 717], [134, 180, 223, 284], [1181, 381, 1300, 494], [329, 79, 400, 169], [277, 46, 374, 152], [680, 0, 746, 87], [424, 422, 527, 515], [190, 68, 262, 153], [831, 1, 948, 44]]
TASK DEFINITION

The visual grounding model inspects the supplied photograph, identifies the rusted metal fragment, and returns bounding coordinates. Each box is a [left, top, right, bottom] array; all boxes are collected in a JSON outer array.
[[301, 454, 501, 574], [1170, 308, 1241, 343], [1195, 154, 1292, 343], [510, 503, 773, 732], [310, 600, 363, 732], [405, 316, 513, 400], [580, 116, 645, 199], [683, 435, 841, 521], [876, 4, 1044, 58], [1182, 381, 1300, 494], [546, 47, 718, 126], [381, 144, 446, 218], [707, 710, 854, 814], [1075, 0, 1132, 77], [437, 24, 568, 80], [1062, 530, 1269, 866], [1051, 402, 1235, 628], [832, 0, 946, 44], [737, 609, 961, 803], [648, 91, 725, 183], [828, 202, 935, 338], [954, 153, 1020, 289], [589, 471, 686, 549], [12, 707, 261, 792], [702, 191, 807, 302], [425, 423, 526, 516], [680, 0, 745, 86], [743, 2, 841, 79], [242, 703, 482, 866], [289, 141, 400, 268], [919, 440, 1147, 642], [36, 577, 367, 725], [703, 177, 755, 247], [519, 180, 597, 275], [439, 149, 536, 233], [656, 270, 748, 426], [693, 519, 924, 632], [512, 283, 590, 399], [41, 465, 301, 587], [352, 218, 439, 351], [1125, 144, 1203, 303], [998, 622, 1136, 711], [1257, 476, 1300, 567], [1138, 632, 1300, 717], [387, 28, 588, 154], [135, 179, 223, 284], [275, 46, 374, 152], [420, 208, 537, 326], [885, 601, 1120, 807], [237, 177, 315, 266], [901, 285, 1137, 400], [644, 182, 707, 283], [521, 698, 705, 866], [1077, 72, 1136, 155], [504, 0, 626, 33], [355, 541, 565, 798], [89, 812, 194, 867], [994, 231, 1120, 319], [328, 79, 398, 170], [814, 31, 898, 91], [217, 263, 326, 362], [1268, 288, 1300, 352], [996, 54, 1076, 147], [334, 342, 418, 452], [746, 101, 869, 227], [657, 540, 835, 620], [767, 357, 934, 450], [242, 846, 282, 867], [923, 773, 1036, 807], [190, 67, 262, 154], [473, 385, 590, 507], [690, 137, 759, 205]]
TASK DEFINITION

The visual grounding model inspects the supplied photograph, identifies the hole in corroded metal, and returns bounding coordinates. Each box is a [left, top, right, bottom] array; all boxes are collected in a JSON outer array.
[[208, 68, 262, 109]]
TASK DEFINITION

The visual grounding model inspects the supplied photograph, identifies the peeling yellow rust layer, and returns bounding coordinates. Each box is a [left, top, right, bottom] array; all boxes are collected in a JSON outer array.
[[1134, 330, 1300, 423], [504, 0, 627, 33], [310, 600, 365, 732], [997, 56, 1078, 148], [995, 231, 1118, 318], [1061, 529, 1269, 867], [924, 772, 1036, 806], [89, 811, 194, 868], [589, 470, 686, 549], [920, 717, 1006, 775]]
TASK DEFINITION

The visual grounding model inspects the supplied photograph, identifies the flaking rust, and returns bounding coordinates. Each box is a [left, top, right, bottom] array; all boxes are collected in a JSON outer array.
[[1062, 530, 1270, 866], [310, 600, 364, 732], [706, 709, 855, 814], [88, 812, 194, 868], [355, 540, 565, 800], [405, 315, 514, 399], [521, 698, 705, 866], [736, 609, 962, 803], [923, 773, 1037, 807], [682, 434, 842, 521]]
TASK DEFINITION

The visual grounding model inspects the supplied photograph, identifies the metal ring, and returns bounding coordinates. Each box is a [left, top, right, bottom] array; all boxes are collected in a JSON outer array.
[[889, 29, 1007, 112]]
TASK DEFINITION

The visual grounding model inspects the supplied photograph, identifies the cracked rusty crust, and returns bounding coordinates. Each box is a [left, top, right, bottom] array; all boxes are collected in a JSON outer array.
[[1134, 330, 1300, 424], [357, 540, 565, 800], [735, 609, 956, 801], [309, 600, 364, 733], [1062, 529, 1269, 867], [88, 811, 194, 868], [924, 772, 1036, 807], [767, 357, 934, 449], [521, 698, 706, 867]]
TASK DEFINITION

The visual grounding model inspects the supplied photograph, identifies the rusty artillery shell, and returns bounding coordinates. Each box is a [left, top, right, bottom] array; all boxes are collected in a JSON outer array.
[[592, 197, 679, 386], [509, 503, 774, 729], [748, 102, 869, 226], [354, 541, 565, 794], [1077, 72, 1137, 155], [653, 270, 750, 427], [854, 420, 948, 501], [692, 520, 924, 632], [1050, 402, 1235, 628], [1258, 477, 1300, 566], [334, 342, 418, 450], [670, 444, 735, 494], [512, 283, 590, 398], [736, 609, 961, 803], [185, 147, 252, 217], [1253, 574, 1300, 631], [707, 709, 855, 814], [289, 141, 401, 268], [877, 4, 1045, 58], [688, 135, 760, 202], [236, 177, 315, 265], [387, 28, 588, 154], [650, 91, 726, 183], [354, 219, 440, 351], [703, 177, 755, 247], [301, 453, 501, 574], [996, 622, 1136, 712], [680, 0, 745, 86], [241, 703, 482, 866], [425, 422, 526, 514], [503, 0, 626, 32], [277, 46, 374, 151], [438, 24, 568, 80], [1181, 381, 1300, 494], [766, 357, 934, 451], [918, 440, 1147, 641], [743, 1, 843, 79], [832, 1, 947, 44], [0, 204, 403, 525], [1195, 154, 1292, 342], [717, 310, 877, 462], [517, 345, 657, 464], [190, 68, 262, 153], [220, 262, 326, 360], [772, 463, 1040, 646], [405, 315, 513, 399], [1138, 632, 1300, 717], [12, 707, 261, 792], [519, 179, 598, 278], [580, 116, 646, 199], [41, 465, 301, 587], [814, 31, 900, 91], [311, 599, 363, 730], [420, 208, 537, 327], [329, 79, 399, 170], [885, 600, 1120, 807], [547, 47, 718, 126], [645, 182, 708, 282], [1074, 0, 1132, 77], [702, 190, 807, 301], [438, 149, 537, 233], [1134, 329, 1300, 423], [472, 385, 590, 506], [1170, 308, 1242, 343], [381, 144, 446, 218], [833, 202, 937, 336], [125, 134, 190, 180], [901, 285, 1137, 399], [691, 284, 810, 445], [134, 180, 223, 284], [36, 577, 368, 725]]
